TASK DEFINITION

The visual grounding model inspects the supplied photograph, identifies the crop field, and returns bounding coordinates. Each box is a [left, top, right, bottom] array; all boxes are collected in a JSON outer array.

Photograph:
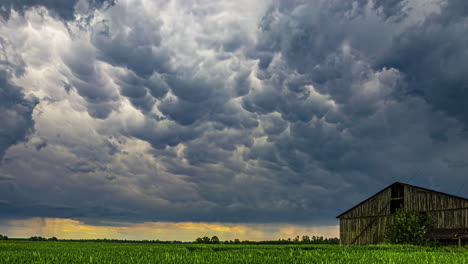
[[0, 241, 467, 264]]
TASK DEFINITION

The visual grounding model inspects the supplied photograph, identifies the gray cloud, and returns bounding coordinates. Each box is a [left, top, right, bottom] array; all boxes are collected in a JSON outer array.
[[34, 140, 48, 151], [0, 0, 467, 226], [0, 0, 115, 21], [91, 16, 167, 78], [378, 0, 468, 126], [0, 70, 37, 160], [62, 40, 120, 119]]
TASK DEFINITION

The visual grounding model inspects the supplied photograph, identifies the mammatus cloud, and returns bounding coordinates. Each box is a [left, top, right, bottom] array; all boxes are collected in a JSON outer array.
[[0, 0, 467, 232], [379, 0, 468, 126], [0, 71, 37, 159], [0, 0, 115, 21], [0, 36, 38, 160]]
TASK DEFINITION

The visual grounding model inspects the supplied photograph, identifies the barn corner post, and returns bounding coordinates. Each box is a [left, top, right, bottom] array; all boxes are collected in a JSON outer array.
[[338, 218, 343, 246]]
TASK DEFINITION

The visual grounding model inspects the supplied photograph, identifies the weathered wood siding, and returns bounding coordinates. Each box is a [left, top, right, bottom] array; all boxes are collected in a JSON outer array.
[[340, 188, 392, 219], [339, 188, 392, 245], [340, 216, 391, 245], [339, 183, 468, 245], [405, 185, 468, 229]]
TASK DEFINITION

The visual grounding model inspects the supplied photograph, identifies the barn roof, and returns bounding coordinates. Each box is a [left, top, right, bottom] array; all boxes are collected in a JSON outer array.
[[336, 182, 468, 219]]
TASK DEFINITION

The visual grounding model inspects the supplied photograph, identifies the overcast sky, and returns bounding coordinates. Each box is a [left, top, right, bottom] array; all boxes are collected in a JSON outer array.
[[0, 0, 467, 240]]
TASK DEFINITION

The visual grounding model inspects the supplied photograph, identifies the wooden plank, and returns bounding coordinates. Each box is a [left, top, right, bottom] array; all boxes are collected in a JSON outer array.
[[349, 201, 391, 245]]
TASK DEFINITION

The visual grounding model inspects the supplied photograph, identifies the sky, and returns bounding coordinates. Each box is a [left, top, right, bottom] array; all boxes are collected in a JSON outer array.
[[0, 0, 467, 241]]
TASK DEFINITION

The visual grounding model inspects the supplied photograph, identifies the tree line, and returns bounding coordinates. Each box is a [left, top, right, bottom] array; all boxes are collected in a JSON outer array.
[[194, 235, 339, 245], [28, 236, 58, 241], [1, 233, 339, 245]]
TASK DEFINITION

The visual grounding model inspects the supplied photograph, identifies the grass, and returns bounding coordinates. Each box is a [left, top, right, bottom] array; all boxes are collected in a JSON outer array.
[[0, 241, 467, 263]]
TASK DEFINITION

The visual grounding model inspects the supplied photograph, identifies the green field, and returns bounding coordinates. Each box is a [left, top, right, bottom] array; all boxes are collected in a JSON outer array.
[[0, 241, 467, 263]]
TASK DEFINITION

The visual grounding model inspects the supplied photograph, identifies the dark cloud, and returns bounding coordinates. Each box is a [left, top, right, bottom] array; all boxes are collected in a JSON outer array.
[[377, 0, 468, 126], [1, 0, 468, 226], [62, 82, 74, 94], [128, 118, 205, 149], [372, 0, 408, 20], [56, 4, 170, 118], [66, 161, 102, 174], [0, 0, 115, 21], [91, 17, 168, 78], [34, 140, 48, 151], [0, 70, 38, 160], [237, 0, 468, 217], [0, 203, 78, 220], [63, 40, 120, 119]]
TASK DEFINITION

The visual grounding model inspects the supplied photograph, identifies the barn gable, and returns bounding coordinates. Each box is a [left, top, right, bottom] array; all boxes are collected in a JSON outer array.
[[336, 182, 405, 219]]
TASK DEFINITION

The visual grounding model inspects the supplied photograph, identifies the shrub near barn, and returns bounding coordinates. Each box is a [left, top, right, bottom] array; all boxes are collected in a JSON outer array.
[[384, 208, 432, 245]]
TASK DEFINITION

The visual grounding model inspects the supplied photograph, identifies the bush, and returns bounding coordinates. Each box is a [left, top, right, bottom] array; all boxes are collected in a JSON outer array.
[[384, 208, 432, 245]]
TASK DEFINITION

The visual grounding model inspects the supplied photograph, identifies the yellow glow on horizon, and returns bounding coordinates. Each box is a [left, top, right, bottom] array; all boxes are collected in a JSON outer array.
[[0, 218, 339, 242]]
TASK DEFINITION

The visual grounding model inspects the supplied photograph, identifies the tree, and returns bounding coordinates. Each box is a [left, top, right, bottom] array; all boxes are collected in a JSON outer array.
[[384, 208, 431, 245], [29, 236, 47, 241], [211, 236, 220, 244], [195, 237, 203, 243], [201, 236, 211, 244]]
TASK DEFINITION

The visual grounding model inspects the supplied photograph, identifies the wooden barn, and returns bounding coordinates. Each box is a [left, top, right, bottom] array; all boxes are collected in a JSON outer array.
[[336, 182, 468, 246]]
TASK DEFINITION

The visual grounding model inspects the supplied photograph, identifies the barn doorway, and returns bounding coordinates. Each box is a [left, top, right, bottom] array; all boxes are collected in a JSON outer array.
[[390, 183, 404, 214]]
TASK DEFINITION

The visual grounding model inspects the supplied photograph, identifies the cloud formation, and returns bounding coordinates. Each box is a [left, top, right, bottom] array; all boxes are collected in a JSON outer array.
[[0, 37, 38, 160], [0, 0, 467, 230], [0, 0, 115, 21]]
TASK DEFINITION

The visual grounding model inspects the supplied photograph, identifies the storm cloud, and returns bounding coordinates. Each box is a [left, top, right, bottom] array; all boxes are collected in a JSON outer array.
[[0, 36, 38, 160], [0, 0, 115, 21], [0, 0, 467, 227]]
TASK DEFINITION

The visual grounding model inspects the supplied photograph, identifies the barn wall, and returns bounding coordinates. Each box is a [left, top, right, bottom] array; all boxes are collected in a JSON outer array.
[[340, 216, 391, 245], [339, 188, 392, 245], [427, 209, 468, 229], [405, 186, 468, 229]]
